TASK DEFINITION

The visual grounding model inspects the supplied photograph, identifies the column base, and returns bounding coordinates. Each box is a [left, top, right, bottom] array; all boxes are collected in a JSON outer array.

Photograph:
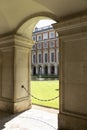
[[0, 98, 31, 113], [58, 113, 87, 130]]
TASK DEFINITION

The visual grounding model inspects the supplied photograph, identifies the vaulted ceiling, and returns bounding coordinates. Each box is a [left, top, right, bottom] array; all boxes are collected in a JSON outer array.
[[0, 0, 87, 36]]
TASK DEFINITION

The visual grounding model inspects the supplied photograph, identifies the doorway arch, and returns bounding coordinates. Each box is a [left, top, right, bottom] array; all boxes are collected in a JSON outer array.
[[16, 15, 59, 121], [16, 14, 58, 39], [51, 65, 55, 75], [33, 66, 36, 75], [16, 14, 58, 102], [44, 65, 48, 75]]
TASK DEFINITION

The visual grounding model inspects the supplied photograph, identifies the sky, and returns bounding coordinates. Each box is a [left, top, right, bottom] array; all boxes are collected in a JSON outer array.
[[35, 19, 56, 28]]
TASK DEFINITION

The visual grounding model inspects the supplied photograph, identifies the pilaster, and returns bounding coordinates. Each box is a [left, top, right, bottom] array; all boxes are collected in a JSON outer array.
[[48, 64, 51, 75], [0, 34, 33, 113], [42, 65, 44, 75], [54, 64, 57, 75]]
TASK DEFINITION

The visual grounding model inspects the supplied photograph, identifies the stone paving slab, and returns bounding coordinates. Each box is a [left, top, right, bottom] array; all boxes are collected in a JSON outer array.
[[0, 106, 58, 130]]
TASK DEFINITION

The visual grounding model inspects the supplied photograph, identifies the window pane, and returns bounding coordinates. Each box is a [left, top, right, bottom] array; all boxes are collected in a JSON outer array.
[[33, 55, 36, 63], [43, 33, 48, 40], [50, 41, 55, 48], [43, 42, 48, 48], [37, 35, 42, 41], [51, 52, 54, 62], [32, 36, 36, 41], [39, 54, 42, 63], [45, 53, 48, 63], [49, 32, 55, 38]]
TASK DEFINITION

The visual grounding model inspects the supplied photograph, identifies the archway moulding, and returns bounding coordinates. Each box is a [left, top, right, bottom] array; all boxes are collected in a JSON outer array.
[[0, 12, 58, 41], [16, 12, 58, 40]]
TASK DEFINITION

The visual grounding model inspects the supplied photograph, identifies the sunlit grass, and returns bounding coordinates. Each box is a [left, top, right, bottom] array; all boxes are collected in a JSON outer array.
[[31, 80, 59, 109]]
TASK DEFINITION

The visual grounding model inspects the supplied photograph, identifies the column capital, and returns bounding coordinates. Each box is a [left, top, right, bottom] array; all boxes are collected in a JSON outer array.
[[0, 34, 34, 49]]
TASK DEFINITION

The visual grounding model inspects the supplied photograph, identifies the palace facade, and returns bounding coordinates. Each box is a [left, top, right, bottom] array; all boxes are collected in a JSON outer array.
[[31, 25, 59, 76]]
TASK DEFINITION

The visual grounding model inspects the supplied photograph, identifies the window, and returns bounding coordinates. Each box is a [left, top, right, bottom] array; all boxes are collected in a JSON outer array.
[[43, 42, 48, 48], [32, 45, 36, 50], [50, 41, 55, 48], [37, 43, 42, 49], [33, 54, 36, 63], [39, 54, 42, 63], [32, 36, 36, 41], [49, 31, 55, 38], [51, 52, 54, 62], [43, 33, 48, 40], [45, 53, 48, 63], [37, 34, 42, 41]]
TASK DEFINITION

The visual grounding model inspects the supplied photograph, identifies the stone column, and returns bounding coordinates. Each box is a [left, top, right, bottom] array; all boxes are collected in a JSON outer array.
[[54, 64, 57, 75], [0, 34, 33, 113], [53, 13, 87, 130], [42, 65, 44, 75], [48, 64, 50, 75], [36, 65, 38, 75]]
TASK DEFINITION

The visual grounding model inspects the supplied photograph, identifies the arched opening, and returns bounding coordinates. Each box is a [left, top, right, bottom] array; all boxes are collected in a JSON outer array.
[[44, 65, 48, 75], [31, 19, 59, 130], [33, 66, 36, 75], [17, 15, 59, 130], [51, 65, 55, 75]]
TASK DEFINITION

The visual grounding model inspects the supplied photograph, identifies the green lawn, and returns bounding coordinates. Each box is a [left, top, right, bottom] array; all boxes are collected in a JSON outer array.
[[31, 80, 59, 109]]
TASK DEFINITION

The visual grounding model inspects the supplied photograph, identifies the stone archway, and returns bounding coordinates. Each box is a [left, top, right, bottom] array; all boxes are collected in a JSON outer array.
[[0, 13, 58, 130], [16, 14, 58, 39], [0, 14, 59, 119]]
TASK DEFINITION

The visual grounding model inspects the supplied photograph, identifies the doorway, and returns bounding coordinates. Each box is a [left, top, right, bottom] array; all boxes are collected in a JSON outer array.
[[31, 19, 59, 130]]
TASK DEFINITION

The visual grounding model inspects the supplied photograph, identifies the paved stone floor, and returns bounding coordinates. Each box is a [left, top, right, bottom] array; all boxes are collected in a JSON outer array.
[[0, 105, 58, 130]]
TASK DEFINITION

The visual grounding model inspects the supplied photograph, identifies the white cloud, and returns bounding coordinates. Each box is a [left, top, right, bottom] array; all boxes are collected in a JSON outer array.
[[35, 19, 56, 28]]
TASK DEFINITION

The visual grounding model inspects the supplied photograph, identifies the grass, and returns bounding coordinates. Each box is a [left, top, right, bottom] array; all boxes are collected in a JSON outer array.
[[31, 80, 59, 109]]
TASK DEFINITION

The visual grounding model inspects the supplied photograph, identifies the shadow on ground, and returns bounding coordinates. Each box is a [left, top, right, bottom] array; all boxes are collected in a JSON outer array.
[[0, 111, 21, 129]]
